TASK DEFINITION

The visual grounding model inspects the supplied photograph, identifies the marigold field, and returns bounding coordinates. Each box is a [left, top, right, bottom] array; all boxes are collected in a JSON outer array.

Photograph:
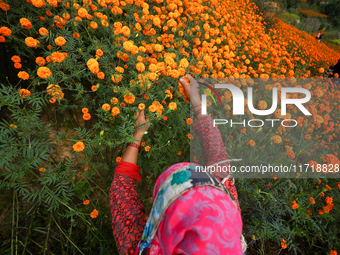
[[0, 0, 339, 254]]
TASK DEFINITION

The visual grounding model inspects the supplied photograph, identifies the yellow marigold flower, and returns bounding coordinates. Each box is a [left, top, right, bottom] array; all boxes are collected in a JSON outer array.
[[78, 8, 88, 18], [149, 104, 157, 112]]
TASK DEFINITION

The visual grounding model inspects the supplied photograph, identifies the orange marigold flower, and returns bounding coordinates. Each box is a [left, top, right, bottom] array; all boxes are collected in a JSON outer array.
[[55, 36, 66, 47], [337, 182, 340, 190], [291, 201, 299, 210], [324, 185, 332, 191], [18, 71, 29, 80], [169, 102, 177, 110], [20, 18, 32, 29], [78, 7, 88, 18], [82, 108, 88, 114], [25, 37, 39, 48], [38, 27, 49, 36], [186, 118, 193, 125], [83, 113, 91, 120], [305, 135, 311, 140], [145, 146, 150, 151], [11, 55, 21, 63], [97, 72, 105, 79], [14, 63, 22, 69], [73, 32, 80, 39], [90, 209, 98, 218], [163, 116, 167, 121], [87, 58, 99, 74], [124, 93, 135, 104], [116, 157, 122, 163], [37, 67, 52, 79], [0, 26, 12, 36], [287, 150, 295, 159], [91, 85, 97, 91], [0, 36, 5, 43], [102, 103, 111, 111], [330, 250, 337, 255], [39, 168, 45, 172], [247, 140, 256, 147], [73, 141, 85, 152], [51, 51, 68, 63], [258, 100, 267, 110], [272, 135, 282, 144], [111, 107, 120, 116], [19, 89, 31, 98], [35, 57, 46, 66], [308, 197, 315, 204], [138, 103, 145, 111], [111, 97, 118, 105], [83, 200, 90, 205], [96, 49, 104, 57], [187, 134, 193, 139], [281, 239, 287, 249], [149, 104, 157, 112], [136, 63, 145, 72], [31, 0, 45, 7]]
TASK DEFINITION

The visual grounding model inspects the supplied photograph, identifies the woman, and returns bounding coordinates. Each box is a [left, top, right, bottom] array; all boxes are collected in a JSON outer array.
[[110, 75, 245, 255]]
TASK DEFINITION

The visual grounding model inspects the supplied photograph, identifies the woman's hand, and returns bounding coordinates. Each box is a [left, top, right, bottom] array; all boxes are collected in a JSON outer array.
[[133, 110, 150, 137], [179, 75, 201, 107]]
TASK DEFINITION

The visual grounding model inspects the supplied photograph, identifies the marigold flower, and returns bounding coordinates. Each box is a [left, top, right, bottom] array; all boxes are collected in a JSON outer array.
[[97, 72, 105, 79], [96, 49, 104, 57], [111, 107, 120, 116], [272, 135, 282, 144], [73, 141, 85, 152], [51, 51, 68, 63], [39, 168, 45, 172], [32, 0, 45, 7], [136, 63, 145, 72], [73, 32, 80, 39], [120, 102, 125, 108], [11, 55, 21, 63], [14, 63, 22, 69], [308, 197, 315, 204], [281, 239, 287, 249], [240, 128, 246, 134], [20, 18, 32, 29], [305, 135, 311, 140], [0, 26, 12, 36], [124, 93, 135, 104], [83, 200, 90, 205], [83, 113, 91, 120], [35, 57, 46, 66], [186, 118, 193, 125], [55, 36, 66, 47], [330, 250, 337, 255], [111, 97, 118, 105], [87, 58, 99, 74], [90, 21, 98, 29], [116, 157, 122, 163], [291, 201, 299, 210], [18, 71, 29, 80], [0, 36, 5, 43], [19, 89, 31, 98], [169, 102, 177, 110], [287, 150, 295, 159], [37, 67, 52, 79], [187, 134, 193, 139], [163, 116, 167, 121], [78, 7, 88, 18], [149, 104, 157, 112], [246, 140, 256, 147], [258, 100, 267, 110], [145, 146, 150, 151], [82, 108, 88, 114], [102, 103, 111, 111], [25, 37, 39, 48], [138, 103, 145, 111], [91, 209, 98, 218], [91, 85, 97, 91]]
